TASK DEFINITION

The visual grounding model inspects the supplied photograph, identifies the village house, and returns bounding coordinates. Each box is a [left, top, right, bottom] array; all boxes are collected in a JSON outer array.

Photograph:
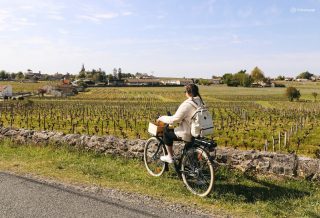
[[160, 79, 192, 86], [296, 78, 310, 82], [311, 76, 319, 81], [211, 78, 222, 84], [126, 78, 160, 86], [108, 79, 125, 86], [251, 81, 272, 88], [284, 77, 294, 81]]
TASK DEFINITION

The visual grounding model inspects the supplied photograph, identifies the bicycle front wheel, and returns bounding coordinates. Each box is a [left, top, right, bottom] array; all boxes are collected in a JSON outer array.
[[143, 137, 166, 177], [181, 147, 214, 197]]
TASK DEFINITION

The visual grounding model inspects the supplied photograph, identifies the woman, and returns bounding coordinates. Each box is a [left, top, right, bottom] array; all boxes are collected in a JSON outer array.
[[157, 84, 204, 163]]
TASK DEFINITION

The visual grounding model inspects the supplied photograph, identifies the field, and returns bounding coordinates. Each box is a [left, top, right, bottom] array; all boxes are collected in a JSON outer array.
[[0, 81, 58, 93], [1, 81, 320, 157]]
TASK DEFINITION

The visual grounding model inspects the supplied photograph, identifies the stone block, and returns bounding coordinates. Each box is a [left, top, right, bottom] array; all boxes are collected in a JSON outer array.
[[4, 129, 19, 137], [297, 157, 320, 179]]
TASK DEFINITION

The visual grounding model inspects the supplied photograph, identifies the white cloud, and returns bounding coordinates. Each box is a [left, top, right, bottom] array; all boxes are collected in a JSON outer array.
[[0, 9, 10, 24], [78, 15, 100, 22], [96, 12, 119, 19], [47, 10, 65, 21], [0, 9, 36, 32], [191, 0, 217, 15], [122, 11, 133, 16], [78, 10, 133, 22], [19, 5, 34, 10]]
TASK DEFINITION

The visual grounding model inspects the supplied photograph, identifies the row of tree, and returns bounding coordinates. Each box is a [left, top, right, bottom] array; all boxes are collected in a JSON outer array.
[[0, 67, 143, 82], [77, 66, 149, 82], [277, 71, 315, 80], [221, 67, 266, 87], [0, 70, 24, 80]]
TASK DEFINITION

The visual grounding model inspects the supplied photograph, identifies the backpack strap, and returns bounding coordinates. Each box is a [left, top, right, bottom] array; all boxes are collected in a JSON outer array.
[[187, 99, 199, 109], [189, 97, 205, 108], [186, 100, 202, 121]]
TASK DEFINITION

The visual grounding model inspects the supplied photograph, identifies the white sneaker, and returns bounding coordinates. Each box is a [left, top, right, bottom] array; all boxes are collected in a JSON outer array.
[[160, 155, 174, 164]]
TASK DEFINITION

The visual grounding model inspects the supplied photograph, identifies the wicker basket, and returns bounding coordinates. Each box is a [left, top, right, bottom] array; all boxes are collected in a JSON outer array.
[[148, 122, 164, 136]]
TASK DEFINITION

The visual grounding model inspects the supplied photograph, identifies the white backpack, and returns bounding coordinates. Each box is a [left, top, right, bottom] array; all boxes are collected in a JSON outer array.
[[189, 100, 214, 138]]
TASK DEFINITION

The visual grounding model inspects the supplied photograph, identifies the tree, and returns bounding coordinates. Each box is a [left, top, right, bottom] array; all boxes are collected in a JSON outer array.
[[237, 69, 247, 74], [107, 74, 114, 80], [0, 70, 9, 80], [78, 71, 86, 79], [10, 72, 16, 80], [276, 75, 285, 80], [286, 87, 301, 101], [199, 79, 210, 85], [251, 67, 265, 82], [113, 68, 118, 79], [296, 71, 313, 80], [222, 73, 233, 84], [15, 72, 24, 80], [121, 73, 134, 78], [212, 75, 220, 79], [233, 71, 252, 87], [312, 92, 318, 102], [118, 68, 122, 80]]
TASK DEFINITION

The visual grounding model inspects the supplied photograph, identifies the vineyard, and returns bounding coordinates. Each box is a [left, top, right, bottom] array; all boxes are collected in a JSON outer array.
[[1, 83, 320, 157]]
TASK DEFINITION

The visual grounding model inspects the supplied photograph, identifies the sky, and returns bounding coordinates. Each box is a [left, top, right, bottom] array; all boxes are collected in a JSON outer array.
[[0, 0, 319, 78]]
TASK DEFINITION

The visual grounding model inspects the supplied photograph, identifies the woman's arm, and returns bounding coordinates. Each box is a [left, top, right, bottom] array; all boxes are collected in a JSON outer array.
[[157, 102, 191, 124]]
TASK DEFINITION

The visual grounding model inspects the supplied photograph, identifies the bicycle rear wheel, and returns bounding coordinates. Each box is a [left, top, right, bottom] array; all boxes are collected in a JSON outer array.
[[181, 147, 214, 197], [144, 137, 166, 177]]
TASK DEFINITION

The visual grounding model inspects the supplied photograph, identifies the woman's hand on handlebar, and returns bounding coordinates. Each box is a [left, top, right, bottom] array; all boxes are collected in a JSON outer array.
[[156, 119, 166, 127]]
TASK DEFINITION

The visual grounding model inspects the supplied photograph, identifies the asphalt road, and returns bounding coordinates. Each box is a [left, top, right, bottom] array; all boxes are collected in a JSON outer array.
[[0, 172, 211, 218]]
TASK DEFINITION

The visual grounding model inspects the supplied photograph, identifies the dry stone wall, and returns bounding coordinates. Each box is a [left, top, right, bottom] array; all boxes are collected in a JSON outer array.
[[0, 127, 319, 182]]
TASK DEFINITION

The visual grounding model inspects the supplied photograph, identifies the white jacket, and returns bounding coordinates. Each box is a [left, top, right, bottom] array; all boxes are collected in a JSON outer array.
[[158, 97, 203, 142]]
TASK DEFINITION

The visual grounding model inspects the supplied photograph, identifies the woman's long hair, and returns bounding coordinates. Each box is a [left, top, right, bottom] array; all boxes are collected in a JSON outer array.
[[185, 84, 204, 104]]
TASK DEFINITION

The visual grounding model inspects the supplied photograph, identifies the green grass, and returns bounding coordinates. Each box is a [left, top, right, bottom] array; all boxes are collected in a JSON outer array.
[[0, 140, 319, 217]]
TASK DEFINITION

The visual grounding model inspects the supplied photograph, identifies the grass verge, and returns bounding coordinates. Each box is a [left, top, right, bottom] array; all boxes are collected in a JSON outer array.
[[0, 140, 319, 217]]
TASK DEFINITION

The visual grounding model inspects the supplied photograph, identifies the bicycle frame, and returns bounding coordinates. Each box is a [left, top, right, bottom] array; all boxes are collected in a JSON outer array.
[[152, 136, 215, 177], [144, 134, 217, 196]]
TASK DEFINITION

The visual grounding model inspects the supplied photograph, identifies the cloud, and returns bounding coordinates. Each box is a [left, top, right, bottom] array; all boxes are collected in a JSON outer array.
[[96, 12, 119, 19], [47, 14, 64, 20], [78, 10, 133, 22], [19, 5, 35, 10], [47, 10, 65, 20], [0, 9, 10, 23], [191, 0, 217, 15], [0, 9, 36, 32], [122, 11, 133, 16], [78, 15, 100, 22]]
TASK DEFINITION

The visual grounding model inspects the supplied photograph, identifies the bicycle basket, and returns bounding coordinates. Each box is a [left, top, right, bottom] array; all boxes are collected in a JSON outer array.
[[148, 122, 164, 136]]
